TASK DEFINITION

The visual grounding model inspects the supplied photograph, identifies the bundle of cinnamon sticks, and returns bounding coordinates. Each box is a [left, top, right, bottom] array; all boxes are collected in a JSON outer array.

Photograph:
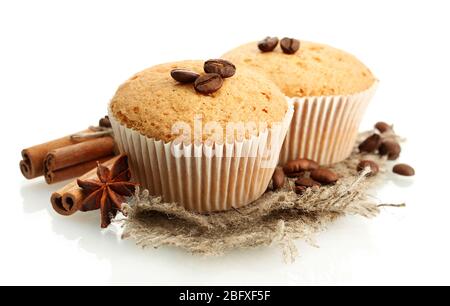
[[20, 116, 137, 221], [20, 117, 116, 184]]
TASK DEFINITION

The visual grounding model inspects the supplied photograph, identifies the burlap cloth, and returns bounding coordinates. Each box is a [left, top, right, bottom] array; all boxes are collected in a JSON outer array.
[[119, 131, 404, 262]]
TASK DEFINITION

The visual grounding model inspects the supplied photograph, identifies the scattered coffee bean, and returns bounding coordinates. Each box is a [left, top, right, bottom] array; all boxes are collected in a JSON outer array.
[[280, 37, 300, 54], [295, 185, 307, 195], [99, 116, 111, 128], [204, 59, 236, 78], [375, 121, 391, 133], [272, 167, 285, 190], [358, 134, 381, 153], [283, 158, 319, 174], [295, 177, 321, 188], [310, 168, 338, 185], [357, 160, 379, 176], [170, 69, 200, 83], [194, 73, 224, 94], [393, 164, 415, 176], [258, 36, 279, 52], [379, 140, 401, 160]]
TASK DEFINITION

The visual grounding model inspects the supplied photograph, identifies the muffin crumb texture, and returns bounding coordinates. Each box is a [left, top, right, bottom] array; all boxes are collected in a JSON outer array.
[[110, 60, 287, 142], [223, 41, 375, 97]]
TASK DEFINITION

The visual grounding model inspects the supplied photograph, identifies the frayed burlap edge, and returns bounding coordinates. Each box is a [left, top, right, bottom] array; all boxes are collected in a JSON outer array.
[[119, 131, 404, 262]]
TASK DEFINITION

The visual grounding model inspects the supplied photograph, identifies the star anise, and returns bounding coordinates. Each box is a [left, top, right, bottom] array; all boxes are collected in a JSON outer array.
[[77, 155, 138, 228]]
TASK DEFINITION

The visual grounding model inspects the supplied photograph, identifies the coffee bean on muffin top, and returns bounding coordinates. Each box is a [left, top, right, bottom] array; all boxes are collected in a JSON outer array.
[[170, 69, 200, 83], [258, 37, 279, 52], [280, 37, 300, 54]]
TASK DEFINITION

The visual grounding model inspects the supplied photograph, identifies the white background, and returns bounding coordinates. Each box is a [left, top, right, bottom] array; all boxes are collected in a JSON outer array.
[[1, 0, 449, 285]]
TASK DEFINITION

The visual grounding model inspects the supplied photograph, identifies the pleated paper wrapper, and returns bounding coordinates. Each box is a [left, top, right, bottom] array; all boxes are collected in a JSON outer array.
[[279, 82, 378, 166], [109, 103, 293, 213]]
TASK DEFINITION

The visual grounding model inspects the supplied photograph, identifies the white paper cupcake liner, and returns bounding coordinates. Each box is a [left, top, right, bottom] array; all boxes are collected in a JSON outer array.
[[109, 102, 293, 213], [279, 82, 378, 166]]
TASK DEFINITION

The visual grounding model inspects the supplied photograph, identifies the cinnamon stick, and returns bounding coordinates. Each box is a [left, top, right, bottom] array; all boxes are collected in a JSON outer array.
[[51, 180, 80, 216], [44, 136, 115, 176], [20, 129, 93, 179], [51, 156, 120, 216], [45, 155, 114, 184]]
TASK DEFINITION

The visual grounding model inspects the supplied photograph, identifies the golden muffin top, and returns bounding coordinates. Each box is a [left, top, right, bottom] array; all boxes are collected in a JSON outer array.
[[222, 40, 375, 97], [110, 60, 288, 142]]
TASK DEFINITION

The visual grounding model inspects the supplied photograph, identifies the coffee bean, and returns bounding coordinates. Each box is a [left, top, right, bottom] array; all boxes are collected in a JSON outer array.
[[99, 116, 111, 128], [204, 59, 236, 78], [258, 36, 279, 52], [280, 37, 300, 54], [393, 164, 415, 176], [194, 73, 224, 94], [170, 69, 200, 83], [295, 185, 307, 195], [283, 158, 319, 173], [359, 134, 381, 153], [310, 168, 338, 185], [357, 160, 379, 176], [375, 121, 391, 133], [272, 167, 285, 190], [295, 177, 321, 188], [379, 141, 401, 160]]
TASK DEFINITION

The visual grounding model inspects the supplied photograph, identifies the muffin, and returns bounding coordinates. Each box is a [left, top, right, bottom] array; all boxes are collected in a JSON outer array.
[[223, 39, 377, 165], [109, 60, 293, 212]]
